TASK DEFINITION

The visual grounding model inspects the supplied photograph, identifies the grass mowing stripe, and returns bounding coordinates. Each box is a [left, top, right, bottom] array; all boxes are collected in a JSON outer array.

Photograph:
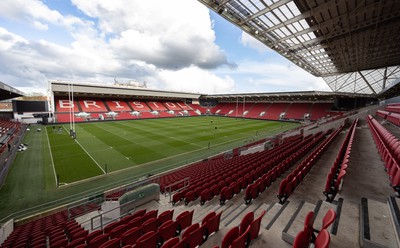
[[104, 122, 200, 153], [115, 122, 206, 149], [73, 125, 136, 171], [70, 133, 106, 175], [79, 123, 166, 164], [45, 127, 58, 187], [47, 126, 103, 183]]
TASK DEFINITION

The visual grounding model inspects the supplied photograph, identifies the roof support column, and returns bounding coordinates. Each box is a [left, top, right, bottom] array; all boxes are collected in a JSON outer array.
[[382, 67, 388, 90], [358, 71, 377, 94]]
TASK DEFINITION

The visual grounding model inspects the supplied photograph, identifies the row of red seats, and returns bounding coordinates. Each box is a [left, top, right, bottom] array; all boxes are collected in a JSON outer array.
[[376, 109, 400, 127], [292, 208, 336, 248], [246, 131, 328, 205], [210, 102, 336, 121], [157, 133, 303, 194], [160, 211, 222, 248], [323, 119, 358, 202], [205, 136, 310, 205], [0, 203, 99, 248], [55, 99, 191, 113], [220, 210, 266, 248], [385, 103, 400, 114], [277, 127, 342, 204], [49, 208, 194, 248], [162, 137, 299, 202], [367, 115, 400, 194], [174, 135, 307, 206]]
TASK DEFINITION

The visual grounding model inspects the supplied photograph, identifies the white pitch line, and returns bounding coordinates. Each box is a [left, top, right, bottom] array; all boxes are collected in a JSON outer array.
[[62, 126, 106, 174], [45, 127, 58, 187]]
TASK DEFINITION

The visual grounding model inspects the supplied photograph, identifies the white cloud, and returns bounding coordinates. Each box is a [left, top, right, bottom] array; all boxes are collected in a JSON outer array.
[[220, 59, 331, 92], [0, 0, 237, 94], [240, 32, 271, 54], [157, 66, 235, 94], [0, 0, 92, 32], [72, 0, 231, 70]]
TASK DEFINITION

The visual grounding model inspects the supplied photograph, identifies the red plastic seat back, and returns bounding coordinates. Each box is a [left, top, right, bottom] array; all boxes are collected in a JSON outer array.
[[321, 209, 336, 230], [239, 212, 254, 235], [249, 210, 266, 240], [315, 229, 330, 248], [221, 226, 239, 248]]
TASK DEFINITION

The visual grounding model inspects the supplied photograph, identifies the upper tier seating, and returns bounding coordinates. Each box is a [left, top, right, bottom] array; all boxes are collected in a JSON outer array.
[[53, 96, 345, 124], [128, 101, 152, 111], [55, 99, 80, 113], [187, 104, 208, 114], [105, 100, 132, 112], [309, 103, 334, 120], [147, 101, 168, 111], [262, 103, 289, 120], [78, 99, 108, 112], [163, 102, 190, 111], [54, 97, 196, 123], [285, 103, 312, 120], [214, 103, 237, 115]]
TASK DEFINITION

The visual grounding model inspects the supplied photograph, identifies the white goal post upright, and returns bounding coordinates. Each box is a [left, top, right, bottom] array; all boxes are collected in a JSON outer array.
[[243, 96, 245, 118], [68, 83, 76, 139]]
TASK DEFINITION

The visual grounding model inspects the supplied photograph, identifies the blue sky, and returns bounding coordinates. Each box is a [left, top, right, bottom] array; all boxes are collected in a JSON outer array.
[[0, 0, 330, 94]]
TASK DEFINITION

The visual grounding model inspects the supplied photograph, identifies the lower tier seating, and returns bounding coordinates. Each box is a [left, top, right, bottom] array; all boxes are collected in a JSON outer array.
[[367, 115, 400, 194]]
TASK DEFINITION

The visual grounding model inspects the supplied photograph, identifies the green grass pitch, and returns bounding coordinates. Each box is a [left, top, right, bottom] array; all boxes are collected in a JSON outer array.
[[0, 116, 299, 219]]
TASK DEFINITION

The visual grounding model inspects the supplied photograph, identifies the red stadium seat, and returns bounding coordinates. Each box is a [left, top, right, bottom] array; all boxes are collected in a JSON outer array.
[[249, 210, 266, 241], [321, 209, 336, 231], [293, 230, 309, 248], [121, 227, 141, 246], [203, 211, 222, 239], [184, 225, 205, 248], [221, 226, 239, 248], [89, 233, 110, 248], [231, 226, 250, 248], [99, 238, 120, 248], [201, 212, 216, 226], [182, 223, 199, 239], [141, 218, 158, 234], [135, 231, 158, 248], [239, 212, 254, 235], [161, 237, 180, 248], [126, 216, 144, 230], [175, 210, 194, 235], [315, 229, 330, 248], [110, 224, 127, 239], [143, 210, 158, 223], [157, 210, 174, 227], [158, 220, 176, 245], [66, 237, 86, 248]]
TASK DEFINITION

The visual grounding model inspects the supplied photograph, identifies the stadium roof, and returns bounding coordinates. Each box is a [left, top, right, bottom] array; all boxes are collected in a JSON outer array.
[[198, 0, 400, 95], [49, 81, 202, 99], [0, 81, 24, 101], [203, 90, 376, 102]]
